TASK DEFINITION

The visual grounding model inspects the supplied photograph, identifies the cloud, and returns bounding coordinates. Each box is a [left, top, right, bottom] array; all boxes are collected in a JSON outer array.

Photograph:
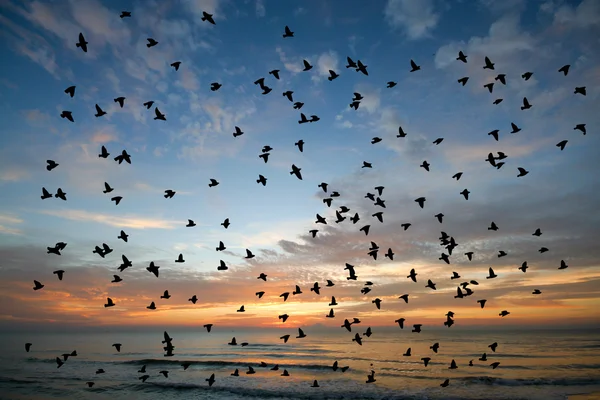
[[255, 0, 265, 18], [553, 0, 600, 29], [384, 0, 440, 39], [0, 214, 23, 236], [434, 13, 535, 69], [312, 50, 339, 82], [38, 209, 181, 230]]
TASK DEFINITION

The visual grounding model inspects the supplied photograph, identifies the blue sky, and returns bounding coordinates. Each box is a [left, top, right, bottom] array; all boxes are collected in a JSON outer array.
[[0, 0, 599, 329]]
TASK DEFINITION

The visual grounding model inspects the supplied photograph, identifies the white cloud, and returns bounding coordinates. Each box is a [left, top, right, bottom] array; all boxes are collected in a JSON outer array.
[[312, 50, 339, 82], [384, 0, 440, 39], [553, 0, 600, 28], [255, 0, 265, 17], [434, 13, 535, 69]]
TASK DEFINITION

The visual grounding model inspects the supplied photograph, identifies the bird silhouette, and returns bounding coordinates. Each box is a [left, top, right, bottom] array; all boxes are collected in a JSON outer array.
[[410, 59, 420, 72], [574, 86, 586, 96], [483, 56, 494, 69], [558, 64, 570, 76], [201, 11, 216, 25], [146, 38, 158, 47], [521, 97, 532, 110], [170, 61, 181, 71], [60, 111, 74, 122], [574, 124, 586, 135], [76, 33, 88, 52], [302, 60, 313, 71], [64, 86, 76, 97], [283, 25, 294, 37]]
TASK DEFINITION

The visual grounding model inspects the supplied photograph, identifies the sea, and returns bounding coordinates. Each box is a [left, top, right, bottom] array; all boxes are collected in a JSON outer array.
[[0, 327, 599, 400]]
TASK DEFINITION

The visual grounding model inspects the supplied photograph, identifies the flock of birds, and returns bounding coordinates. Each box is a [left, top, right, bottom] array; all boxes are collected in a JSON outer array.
[[25, 8, 590, 390]]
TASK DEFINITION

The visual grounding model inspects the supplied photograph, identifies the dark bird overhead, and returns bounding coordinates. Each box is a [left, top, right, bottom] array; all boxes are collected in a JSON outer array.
[[146, 38, 158, 47], [114, 97, 125, 107], [522, 72, 533, 80], [283, 25, 294, 38], [60, 111, 74, 122], [458, 77, 469, 86], [46, 160, 59, 171], [120, 11, 131, 18], [483, 56, 494, 70], [201, 11, 216, 25], [574, 86, 586, 96], [410, 59, 420, 72], [457, 51, 467, 63], [269, 69, 280, 79], [94, 104, 106, 117], [171, 61, 181, 71], [76, 32, 88, 52], [574, 124, 586, 135], [64, 85, 76, 97], [557, 139, 569, 150], [302, 60, 313, 71], [558, 64, 570, 76]]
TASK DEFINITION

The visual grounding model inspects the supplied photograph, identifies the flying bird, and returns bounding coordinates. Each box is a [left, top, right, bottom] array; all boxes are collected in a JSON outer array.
[[283, 25, 294, 38], [201, 12, 216, 25], [76, 33, 88, 52]]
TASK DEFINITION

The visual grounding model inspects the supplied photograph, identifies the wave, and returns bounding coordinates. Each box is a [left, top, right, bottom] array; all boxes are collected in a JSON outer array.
[[458, 376, 600, 387], [124, 381, 419, 400], [122, 359, 332, 370]]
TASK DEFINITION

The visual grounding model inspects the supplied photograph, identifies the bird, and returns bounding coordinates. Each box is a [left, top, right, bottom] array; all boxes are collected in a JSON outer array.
[[517, 167, 529, 177], [206, 373, 216, 386], [201, 11, 216, 25], [558, 64, 570, 76], [55, 188, 67, 201], [441, 379, 450, 387], [484, 82, 494, 93], [483, 56, 495, 69], [111, 196, 122, 205], [415, 197, 426, 208], [290, 164, 302, 180], [112, 343, 122, 352], [33, 280, 44, 290], [407, 268, 417, 282], [356, 60, 368, 75], [556, 140, 568, 150], [453, 172, 463, 180], [146, 38, 158, 47], [510, 122, 521, 133], [154, 108, 166, 120], [295, 140, 304, 152], [521, 97, 532, 110], [457, 51, 467, 63], [114, 97, 125, 107], [60, 111, 74, 122], [210, 82, 222, 91], [493, 98, 503, 105], [41, 187, 52, 200], [64, 86, 76, 97], [460, 189, 470, 200], [522, 72, 533, 80], [25, 343, 32, 352], [53, 270, 64, 280], [120, 11, 131, 18], [387, 81, 397, 88], [488, 129, 499, 141], [103, 182, 114, 194], [76, 32, 88, 52], [170, 61, 181, 71], [410, 59, 420, 72], [269, 69, 280, 79], [574, 124, 586, 135], [574, 86, 586, 96], [487, 267, 497, 279], [346, 57, 357, 68], [488, 221, 498, 231], [458, 77, 469, 86], [302, 60, 313, 71], [208, 179, 219, 187], [283, 25, 294, 37], [296, 328, 307, 338], [99, 146, 109, 158], [495, 74, 506, 85]]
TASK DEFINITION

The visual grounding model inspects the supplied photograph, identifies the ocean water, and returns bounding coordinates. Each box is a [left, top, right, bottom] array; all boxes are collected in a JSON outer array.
[[0, 328, 599, 400]]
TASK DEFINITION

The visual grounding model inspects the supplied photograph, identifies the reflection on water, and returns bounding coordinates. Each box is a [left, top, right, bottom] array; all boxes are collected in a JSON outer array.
[[0, 328, 599, 399]]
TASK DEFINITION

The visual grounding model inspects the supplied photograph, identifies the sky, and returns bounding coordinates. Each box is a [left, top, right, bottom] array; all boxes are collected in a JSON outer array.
[[0, 0, 599, 332]]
